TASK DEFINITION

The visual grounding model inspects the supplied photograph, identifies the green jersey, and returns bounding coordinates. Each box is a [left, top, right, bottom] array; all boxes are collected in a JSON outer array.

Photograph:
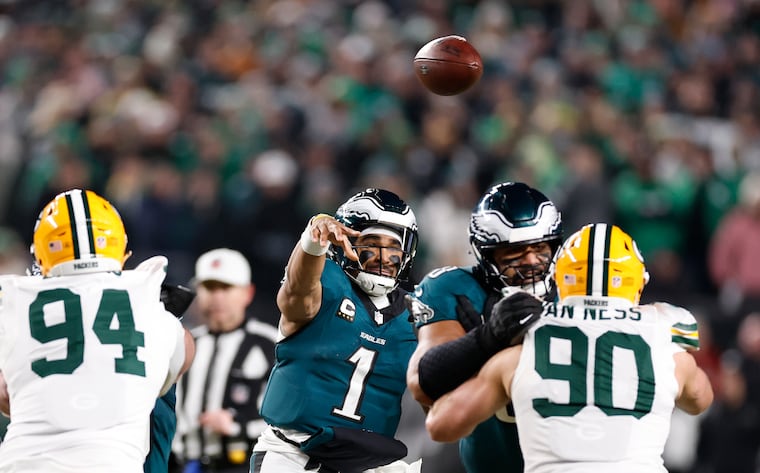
[[260, 260, 417, 438], [413, 266, 524, 473], [144, 385, 177, 473]]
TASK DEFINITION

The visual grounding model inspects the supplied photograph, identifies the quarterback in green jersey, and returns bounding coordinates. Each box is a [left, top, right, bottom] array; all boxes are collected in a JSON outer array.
[[252, 189, 422, 473]]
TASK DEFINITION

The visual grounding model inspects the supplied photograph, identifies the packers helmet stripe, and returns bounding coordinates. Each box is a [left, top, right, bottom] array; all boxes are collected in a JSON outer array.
[[585, 224, 596, 295], [601, 224, 612, 295], [64, 192, 81, 259], [587, 223, 610, 296], [65, 190, 94, 259], [81, 190, 97, 255]]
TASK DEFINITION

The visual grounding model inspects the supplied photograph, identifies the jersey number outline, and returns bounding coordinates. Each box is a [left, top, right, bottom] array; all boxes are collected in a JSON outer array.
[[29, 288, 146, 378], [332, 346, 378, 422], [532, 325, 655, 419]]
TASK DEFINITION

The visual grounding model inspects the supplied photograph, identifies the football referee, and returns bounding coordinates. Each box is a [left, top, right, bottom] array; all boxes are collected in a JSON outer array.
[[174, 249, 278, 473]]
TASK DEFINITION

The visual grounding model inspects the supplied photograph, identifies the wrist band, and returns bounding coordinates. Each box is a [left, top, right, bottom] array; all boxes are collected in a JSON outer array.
[[300, 215, 332, 256]]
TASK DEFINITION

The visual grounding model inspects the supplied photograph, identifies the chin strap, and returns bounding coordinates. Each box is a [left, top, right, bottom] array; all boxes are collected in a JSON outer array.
[[353, 271, 397, 297]]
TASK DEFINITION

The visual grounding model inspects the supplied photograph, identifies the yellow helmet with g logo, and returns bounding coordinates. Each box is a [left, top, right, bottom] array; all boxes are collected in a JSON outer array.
[[554, 223, 649, 305], [32, 189, 129, 276]]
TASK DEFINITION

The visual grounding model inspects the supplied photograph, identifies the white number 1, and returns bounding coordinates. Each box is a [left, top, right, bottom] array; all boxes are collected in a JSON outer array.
[[332, 346, 378, 422]]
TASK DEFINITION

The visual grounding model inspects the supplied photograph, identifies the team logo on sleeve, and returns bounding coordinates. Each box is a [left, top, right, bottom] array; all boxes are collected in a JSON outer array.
[[408, 297, 434, 324], [336, 299, 356, 322]]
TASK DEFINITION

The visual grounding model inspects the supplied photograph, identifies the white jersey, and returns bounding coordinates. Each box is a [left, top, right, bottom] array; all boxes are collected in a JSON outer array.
[[511, 296, 699, 473], [0, 257, 186, 473]]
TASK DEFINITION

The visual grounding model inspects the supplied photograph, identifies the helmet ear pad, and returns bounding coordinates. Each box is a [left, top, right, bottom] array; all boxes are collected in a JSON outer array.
[[33, 189, 128, 276]]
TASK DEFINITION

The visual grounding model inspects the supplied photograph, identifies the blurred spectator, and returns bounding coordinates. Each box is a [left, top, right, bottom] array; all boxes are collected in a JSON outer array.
[[611, 133, 698, 302], [0, 227, 27, 276], [694, 350, 760, 473], [708, 172, 760, 319], [553, 139, 613, 234], [221, 148, 307, 324], [736, 312, 760, 410]]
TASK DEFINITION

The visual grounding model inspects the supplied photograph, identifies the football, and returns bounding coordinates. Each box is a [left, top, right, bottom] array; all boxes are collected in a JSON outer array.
[[413, 35, 483, 96]]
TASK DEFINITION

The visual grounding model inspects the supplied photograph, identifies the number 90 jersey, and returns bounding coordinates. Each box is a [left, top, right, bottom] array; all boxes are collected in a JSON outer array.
[[511, 297, 699, 473], [260, 260, 417, 438], [0, 258, 186, 473]]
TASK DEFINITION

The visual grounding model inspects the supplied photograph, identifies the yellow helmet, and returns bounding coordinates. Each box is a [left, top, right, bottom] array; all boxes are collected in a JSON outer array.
[[32, 189, 128, 276], [554, 223, 649, 305]]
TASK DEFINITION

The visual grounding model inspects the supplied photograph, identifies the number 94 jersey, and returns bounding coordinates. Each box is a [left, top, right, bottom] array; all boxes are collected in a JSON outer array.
[[0, 261, 186, 473], [512, 297, 700, 473]]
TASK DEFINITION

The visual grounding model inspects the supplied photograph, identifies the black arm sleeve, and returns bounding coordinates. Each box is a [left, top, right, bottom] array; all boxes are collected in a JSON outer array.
[[418, 292, 543, 401], [417, 326, 495, 401]]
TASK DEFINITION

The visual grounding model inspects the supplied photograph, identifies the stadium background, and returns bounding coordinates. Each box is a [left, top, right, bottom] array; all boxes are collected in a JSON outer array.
[[0, 0, 759, 471]]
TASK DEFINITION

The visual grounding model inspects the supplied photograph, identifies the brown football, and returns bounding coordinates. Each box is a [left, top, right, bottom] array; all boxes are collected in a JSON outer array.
[[413, 35, 483, 96]]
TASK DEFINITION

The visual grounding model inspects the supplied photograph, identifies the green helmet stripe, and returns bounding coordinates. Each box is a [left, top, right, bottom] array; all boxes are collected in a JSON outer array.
[[587, 223, 612, 296], [601, 224, 612, 296], [64, 190, 94, 259], [81, 191, 96, 256], [64, 193, 81, 259], [586, 224, 596, 296]]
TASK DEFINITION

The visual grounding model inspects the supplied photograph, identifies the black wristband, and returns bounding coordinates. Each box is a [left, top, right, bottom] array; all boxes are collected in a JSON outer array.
[[418, 328, 493, 401]]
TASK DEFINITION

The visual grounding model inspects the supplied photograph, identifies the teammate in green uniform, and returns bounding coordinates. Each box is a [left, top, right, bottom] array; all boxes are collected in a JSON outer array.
[[406, 182, 562, 473], [251, 188, 421, 473]]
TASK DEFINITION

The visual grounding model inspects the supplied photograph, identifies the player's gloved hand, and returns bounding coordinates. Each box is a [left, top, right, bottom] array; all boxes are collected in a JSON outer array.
[[476, 291, 543, 355], [160, 283, 196, 319], [455, 295, 483, 332]]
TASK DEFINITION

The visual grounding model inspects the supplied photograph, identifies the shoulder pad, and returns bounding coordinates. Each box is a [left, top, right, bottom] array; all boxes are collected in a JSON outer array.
[[133, 256, 169, 276], [0, 275, 19, 311]]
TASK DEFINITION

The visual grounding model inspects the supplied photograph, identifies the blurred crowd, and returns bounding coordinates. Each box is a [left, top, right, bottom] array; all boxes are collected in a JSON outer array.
[[1, 0, 760, 471]]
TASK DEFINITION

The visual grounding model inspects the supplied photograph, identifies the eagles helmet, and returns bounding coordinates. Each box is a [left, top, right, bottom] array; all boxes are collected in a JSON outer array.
[[469, 182, 563, 295], [32, 189, 129, 276], [331, 188, 418, 297], [554, 223, 649, 305]]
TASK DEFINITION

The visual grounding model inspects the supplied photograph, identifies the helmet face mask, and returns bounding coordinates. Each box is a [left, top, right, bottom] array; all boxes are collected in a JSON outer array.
[[469, 182, 563, 295], [32, 189, 128, 277], [483, 242, 555, 291], [330, 188, 418, 297], [554, 223, 649, 305]]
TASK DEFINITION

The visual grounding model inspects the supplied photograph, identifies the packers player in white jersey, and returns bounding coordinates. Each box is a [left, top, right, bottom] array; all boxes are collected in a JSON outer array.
[[426, 223, 714, 473], [0, 189, 194, 473]]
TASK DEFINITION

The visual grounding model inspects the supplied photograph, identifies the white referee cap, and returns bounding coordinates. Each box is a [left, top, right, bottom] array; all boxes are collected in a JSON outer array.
[[194, 248, 251, 286]]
